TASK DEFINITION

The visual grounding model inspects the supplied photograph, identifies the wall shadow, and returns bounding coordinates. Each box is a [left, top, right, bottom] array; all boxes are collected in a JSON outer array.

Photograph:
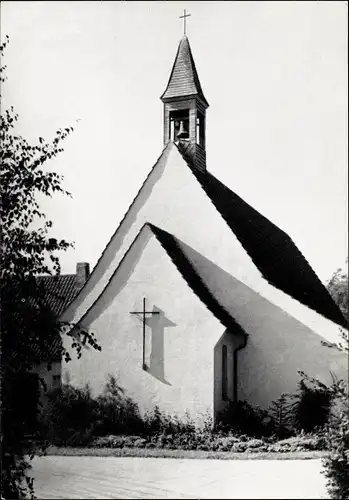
[[171, 235, 348, 408], [145, 305, 176, 385]]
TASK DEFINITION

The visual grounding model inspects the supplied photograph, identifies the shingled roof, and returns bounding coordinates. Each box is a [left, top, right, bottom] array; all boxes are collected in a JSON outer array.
[[36, 274, 79, 317], [149, 223, 245, 336], [31, 265, 90, 361], [161, 35, 209, 106], [77, 223, 245, 337], [176, 142, 346, 328]]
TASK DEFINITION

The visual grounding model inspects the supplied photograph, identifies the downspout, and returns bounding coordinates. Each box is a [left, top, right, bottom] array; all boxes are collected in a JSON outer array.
[[233, 333, 248, 403]]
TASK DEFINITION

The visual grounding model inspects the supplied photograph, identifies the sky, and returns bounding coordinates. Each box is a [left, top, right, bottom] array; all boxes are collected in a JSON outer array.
[[1, 0, 348, 284]]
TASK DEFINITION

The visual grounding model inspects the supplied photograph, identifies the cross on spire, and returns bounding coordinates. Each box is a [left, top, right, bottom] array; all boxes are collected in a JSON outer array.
[[179, 9, 191, 36]]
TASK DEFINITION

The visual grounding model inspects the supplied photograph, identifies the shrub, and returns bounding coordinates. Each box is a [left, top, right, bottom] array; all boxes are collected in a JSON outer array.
[[268, 394, 295, 439], [293, 379, 331, 433], [94, 375, 144, 436], [143, 406, 196, 436], [322, 383, 349, 499], [216, 400, 273, 437], [41, 384, 98, 446], [268, 433, 326, 453]]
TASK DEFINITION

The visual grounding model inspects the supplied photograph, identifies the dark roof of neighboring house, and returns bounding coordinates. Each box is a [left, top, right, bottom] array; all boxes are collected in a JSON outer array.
[[36, 274, 78, 317], [161, 35, 209, 107], [149, 223, 246, 336], [25, 275, 78, 362], [176, 142, 346, 328]]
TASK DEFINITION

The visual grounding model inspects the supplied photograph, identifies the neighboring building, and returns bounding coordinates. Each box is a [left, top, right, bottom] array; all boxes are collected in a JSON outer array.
[[32, 262, 90, 395], [61, 35, 347, 423]]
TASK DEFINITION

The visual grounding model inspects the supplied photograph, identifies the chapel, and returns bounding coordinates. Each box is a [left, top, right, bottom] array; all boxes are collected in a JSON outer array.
[[60, 32, 347, 421]]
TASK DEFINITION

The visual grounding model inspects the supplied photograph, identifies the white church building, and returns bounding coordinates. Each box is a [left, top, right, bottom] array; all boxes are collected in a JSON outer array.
[[60, 34, 347, 422]]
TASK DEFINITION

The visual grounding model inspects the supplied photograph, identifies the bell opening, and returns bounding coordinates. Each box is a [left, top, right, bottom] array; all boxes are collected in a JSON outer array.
[[169, 109, 190, 142]]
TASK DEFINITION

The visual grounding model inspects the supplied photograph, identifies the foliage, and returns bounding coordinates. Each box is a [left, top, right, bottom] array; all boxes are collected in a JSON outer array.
[[0, 36, 100, 499], [269, 433, 326, 453], [42, 378, 332, 455], [216, 400, 273, 438], [292, 379, 332, 433], [267, 394, 294, 439], [42, 376, 144, 446], [327, 259, 348, 321], [90, 430, 325, 453], [94, 375, 144, 436], [41, 384, 98, 447], [300, 258, 349, 499], [322, 381, 349, 499], [298, 364, 348, 498]]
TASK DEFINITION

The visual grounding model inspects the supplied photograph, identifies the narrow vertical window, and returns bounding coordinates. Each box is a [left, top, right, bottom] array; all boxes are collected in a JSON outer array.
[[196, 111, 205, 147], [170, 118, 175, 141], [222, 344, 228, 400], [196, 117, 201, 146]]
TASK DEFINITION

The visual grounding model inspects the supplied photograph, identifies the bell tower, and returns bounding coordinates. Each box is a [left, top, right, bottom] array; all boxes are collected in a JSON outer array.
[[161, 35, 209, 171]]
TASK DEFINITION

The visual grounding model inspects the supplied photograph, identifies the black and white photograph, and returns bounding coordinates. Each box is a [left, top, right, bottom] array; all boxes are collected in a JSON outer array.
[[1, 1, 348, 499]]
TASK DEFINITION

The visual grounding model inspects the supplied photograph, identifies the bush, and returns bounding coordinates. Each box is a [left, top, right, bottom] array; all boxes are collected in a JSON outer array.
[[268, 395, 295, 439], [268, 433, 326, 453], [216, 400, 273, 437], [42, 377, 330, 455], [322, 384, 349, 499], [94, 375, 144, 436], [42, 375, 145, 445], [41, 384, 97, 446], [293, 379, 331, 433], [89, 429, 327, 453], [143, 406, 196, 436]]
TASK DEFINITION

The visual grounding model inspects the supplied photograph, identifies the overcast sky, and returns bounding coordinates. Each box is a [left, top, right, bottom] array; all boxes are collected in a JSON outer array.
[[2, 1, 347, 283]]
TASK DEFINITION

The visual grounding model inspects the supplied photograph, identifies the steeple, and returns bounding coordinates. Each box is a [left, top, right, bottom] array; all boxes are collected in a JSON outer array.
[[161, 35, 209, 171]]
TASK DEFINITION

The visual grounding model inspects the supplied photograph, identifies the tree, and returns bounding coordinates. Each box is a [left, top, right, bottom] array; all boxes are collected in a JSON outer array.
[[298, 261, 349, 498], [327, 259, 348, 321], [0, 36, 100, 499]]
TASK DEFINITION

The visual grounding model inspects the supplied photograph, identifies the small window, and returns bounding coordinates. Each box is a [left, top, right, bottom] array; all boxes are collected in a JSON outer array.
[[222, 345, 228, 400], [52, 375, 61, 390], [196, 111, 205, 147]]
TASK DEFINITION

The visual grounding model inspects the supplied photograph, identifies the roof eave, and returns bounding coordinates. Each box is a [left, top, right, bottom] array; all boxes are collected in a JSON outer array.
[[161, 92, 209, 108]]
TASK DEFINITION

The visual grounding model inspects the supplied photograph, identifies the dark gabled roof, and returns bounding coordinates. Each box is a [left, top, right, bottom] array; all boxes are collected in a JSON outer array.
[[149, 223, 245, 336], [176, 145, 346, 328], [77, 222, 245, 337], [161, 35, 209, 107], [36, 274, 79, 317]]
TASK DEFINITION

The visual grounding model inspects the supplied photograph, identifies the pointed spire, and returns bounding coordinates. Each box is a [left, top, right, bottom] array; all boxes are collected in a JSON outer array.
[[161, 36, 209, 107]]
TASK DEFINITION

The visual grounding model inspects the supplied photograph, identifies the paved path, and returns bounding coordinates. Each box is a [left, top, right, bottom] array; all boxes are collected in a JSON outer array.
[[31, 456, 329, 499]]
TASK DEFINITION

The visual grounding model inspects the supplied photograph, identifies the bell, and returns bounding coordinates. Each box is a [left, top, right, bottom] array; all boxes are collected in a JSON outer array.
[[177, 120, 188, 139]]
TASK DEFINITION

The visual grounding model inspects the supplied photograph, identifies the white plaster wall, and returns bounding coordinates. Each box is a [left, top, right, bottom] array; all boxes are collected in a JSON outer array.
[[179, 241, 348, 409], [63, 141, 341, 347], [62, 143, 262, 326], [62, 226, 226, 421]]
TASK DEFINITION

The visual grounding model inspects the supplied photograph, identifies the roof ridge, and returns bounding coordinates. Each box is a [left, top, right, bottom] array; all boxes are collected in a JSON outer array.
[[174, 144, 346, 327]]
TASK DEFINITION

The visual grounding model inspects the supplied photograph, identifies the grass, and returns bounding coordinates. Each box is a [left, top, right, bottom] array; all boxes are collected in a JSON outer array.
[[42, 446, 328, 461]]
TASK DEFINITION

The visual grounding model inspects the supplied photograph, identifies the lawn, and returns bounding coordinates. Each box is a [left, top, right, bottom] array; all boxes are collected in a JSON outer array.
[[44, 445, 327, 460]]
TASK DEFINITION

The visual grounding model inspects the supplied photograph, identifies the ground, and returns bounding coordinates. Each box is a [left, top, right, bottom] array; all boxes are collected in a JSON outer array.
[[31, 456, 329, 499]]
